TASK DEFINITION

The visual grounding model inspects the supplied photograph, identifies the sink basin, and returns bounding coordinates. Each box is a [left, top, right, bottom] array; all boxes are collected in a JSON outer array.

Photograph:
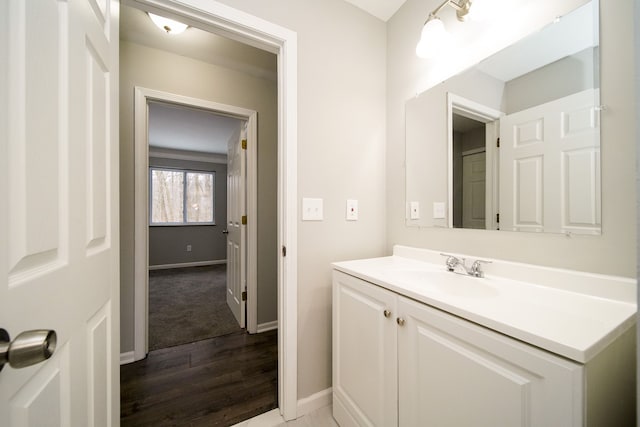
[[384, 269, 499, 299]]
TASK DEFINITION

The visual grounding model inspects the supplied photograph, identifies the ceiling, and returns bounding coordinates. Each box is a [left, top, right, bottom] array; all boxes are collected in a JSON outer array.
[[342, 0, 407, 21], [148, 102, 243, 155]]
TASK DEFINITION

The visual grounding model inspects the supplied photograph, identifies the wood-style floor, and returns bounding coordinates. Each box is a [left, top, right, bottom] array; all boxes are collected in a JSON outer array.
[[121, 330, 278, 427]]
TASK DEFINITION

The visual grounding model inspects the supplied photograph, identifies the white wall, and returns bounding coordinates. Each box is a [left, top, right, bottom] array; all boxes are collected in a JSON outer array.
[[184, 0, 388, 399], [388, 0, 637, 277]]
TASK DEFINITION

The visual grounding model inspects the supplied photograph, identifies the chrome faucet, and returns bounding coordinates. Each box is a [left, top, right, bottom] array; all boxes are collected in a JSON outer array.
[[440, 254, 491, 278]]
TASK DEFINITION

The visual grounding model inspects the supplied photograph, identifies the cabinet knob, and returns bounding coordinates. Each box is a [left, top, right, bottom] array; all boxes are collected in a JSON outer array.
[[383, 310, 391, 318], [396, 317, 405, 326]]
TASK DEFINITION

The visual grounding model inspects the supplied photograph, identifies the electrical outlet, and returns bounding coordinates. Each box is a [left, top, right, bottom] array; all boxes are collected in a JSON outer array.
[[410, 201, 420, 219], [186, 244, 192, 252], [346, 199, 358, 221]]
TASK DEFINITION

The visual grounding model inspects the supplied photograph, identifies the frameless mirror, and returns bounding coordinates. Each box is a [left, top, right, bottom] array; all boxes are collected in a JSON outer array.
[[405, 1, 600, 235]]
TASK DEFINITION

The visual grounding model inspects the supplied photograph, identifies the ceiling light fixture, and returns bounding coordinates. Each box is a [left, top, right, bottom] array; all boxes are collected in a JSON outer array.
[[416, 0, 474, 59], [148, 13, 188, 35]]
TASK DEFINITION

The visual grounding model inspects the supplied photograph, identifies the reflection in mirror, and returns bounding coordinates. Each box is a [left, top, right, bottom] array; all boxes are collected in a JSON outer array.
[[406, 0, 600, 235]]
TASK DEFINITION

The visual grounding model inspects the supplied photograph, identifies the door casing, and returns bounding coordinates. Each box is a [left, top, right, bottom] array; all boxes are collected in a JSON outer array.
[[126, 0, 298, 420]]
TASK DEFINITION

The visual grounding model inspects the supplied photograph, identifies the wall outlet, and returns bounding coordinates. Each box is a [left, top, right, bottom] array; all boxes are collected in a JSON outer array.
[[186, 244, 192, 252], [410, 201, 420, 219], [346, 199, 358, 221], [302, 198, 323, 221]]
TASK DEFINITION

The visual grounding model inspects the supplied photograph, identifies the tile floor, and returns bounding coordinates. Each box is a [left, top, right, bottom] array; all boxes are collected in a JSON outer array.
[[232, 405, 338, 427]]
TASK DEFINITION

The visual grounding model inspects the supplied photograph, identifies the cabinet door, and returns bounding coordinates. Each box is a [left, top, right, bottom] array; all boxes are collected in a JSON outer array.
[[397, 296, 583, 427], [333, 271, 398, 427]]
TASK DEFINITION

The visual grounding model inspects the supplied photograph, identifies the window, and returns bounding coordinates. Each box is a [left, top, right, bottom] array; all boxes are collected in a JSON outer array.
[[150, 168, 215, 225]]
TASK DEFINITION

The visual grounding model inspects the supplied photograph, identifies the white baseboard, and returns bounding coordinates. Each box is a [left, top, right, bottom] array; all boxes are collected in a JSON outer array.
[[257, 320, 278, 333], [297, 387, 332, 417], [149, 259, 226, 270], [120, 351, 135, 365]]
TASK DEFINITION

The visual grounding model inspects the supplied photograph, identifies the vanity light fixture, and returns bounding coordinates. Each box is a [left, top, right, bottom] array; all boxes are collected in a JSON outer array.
[[148, 13, 188, 35], [416, 0, 474, 58]]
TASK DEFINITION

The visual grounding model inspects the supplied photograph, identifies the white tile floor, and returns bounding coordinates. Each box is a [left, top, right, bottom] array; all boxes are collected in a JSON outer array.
[[232, 405, 338, 427]]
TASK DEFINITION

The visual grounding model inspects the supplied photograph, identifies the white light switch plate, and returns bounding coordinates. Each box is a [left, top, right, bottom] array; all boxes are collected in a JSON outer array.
[[302, 198, 323, 221], [433, 202, 446, 219], [346, 199, 358, 221], [410, 201, 420, 219]]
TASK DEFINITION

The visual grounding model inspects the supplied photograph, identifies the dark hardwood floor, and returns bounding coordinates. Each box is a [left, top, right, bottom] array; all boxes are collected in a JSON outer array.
[[121, 330, 278, 427]]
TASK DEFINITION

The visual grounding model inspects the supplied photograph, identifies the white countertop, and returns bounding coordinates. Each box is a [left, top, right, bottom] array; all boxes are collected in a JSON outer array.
[[332, 248, 636, 363]]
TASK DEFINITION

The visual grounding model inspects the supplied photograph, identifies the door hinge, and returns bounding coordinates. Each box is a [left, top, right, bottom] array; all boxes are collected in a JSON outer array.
[[241, 139, 247, 150], [282, 246, 287, 257], [496, 213, 500, 223], [241, 215, 247, 225], [496, 137, 500, 148], [242, 290, 247, 301]]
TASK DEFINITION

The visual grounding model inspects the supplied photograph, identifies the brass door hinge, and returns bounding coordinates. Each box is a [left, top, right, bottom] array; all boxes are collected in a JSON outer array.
[[241, 215, 247, 225], [241, 139, 247, 150], [242, 290, 247, 301]]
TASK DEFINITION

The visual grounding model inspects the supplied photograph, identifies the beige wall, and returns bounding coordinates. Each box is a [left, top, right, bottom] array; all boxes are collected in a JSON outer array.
[[387, 0, 637, 277], [207, 0, 388, 399], [119, 40, 279, 351]]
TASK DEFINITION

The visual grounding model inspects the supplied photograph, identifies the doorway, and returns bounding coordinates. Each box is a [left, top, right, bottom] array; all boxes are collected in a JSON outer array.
[[121, 0, 299, 420]]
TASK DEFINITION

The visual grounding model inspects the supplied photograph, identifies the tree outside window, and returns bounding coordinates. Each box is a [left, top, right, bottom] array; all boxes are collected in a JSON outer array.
[[150, 168, 215, 225]]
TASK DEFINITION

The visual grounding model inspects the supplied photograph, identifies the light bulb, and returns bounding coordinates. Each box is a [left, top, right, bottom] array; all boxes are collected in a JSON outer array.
[[416, 17, 450, 59], [148, 13, 188, 35]]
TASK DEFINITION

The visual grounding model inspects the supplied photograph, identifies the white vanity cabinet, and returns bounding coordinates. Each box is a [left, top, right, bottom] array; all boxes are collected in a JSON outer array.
[[332, 268, 635, 426], [397, 295, 582, 426]]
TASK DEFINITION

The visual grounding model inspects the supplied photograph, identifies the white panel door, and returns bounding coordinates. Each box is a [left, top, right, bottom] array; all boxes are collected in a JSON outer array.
[[500, 89, 600, 233], [397, 297, 583, 427], [461, 151, 486, 229], [226, 122, 247, 328], [0, 0, 119, 426], [332, 271, 398, 427]]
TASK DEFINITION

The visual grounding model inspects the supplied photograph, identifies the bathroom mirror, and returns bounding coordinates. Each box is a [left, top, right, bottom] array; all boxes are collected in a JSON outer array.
[[405, 1, 601, 235]]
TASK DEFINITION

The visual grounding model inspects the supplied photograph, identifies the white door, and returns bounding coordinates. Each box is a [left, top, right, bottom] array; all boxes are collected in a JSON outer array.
[[0, 0, 119, 426], [499, 89, 600, 234], [226, 122, 247, 328], [461, 151, 486, 229]]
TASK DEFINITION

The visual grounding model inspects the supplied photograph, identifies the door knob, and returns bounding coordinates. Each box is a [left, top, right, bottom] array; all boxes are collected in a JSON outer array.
[[222, 229, 229, 234], [0, 328, 57, 372]]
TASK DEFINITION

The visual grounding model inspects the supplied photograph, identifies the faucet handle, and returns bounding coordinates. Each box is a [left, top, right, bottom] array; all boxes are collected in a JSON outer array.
[[470, 259, 492, 277], [440, 253, 461, 271]]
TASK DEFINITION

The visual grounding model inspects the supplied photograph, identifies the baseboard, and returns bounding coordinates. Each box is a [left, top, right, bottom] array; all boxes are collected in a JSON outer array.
[[120, 351, 135, 365], [257, 320, 278, 333], [297, 387, 332, 417], [149, 260, 226, 270]]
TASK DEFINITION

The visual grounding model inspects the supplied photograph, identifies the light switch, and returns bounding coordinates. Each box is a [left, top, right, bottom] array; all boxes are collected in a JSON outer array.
[[346, 199, 358, 221], [410, 201, 420, 220], [433, 202, 446, 219], [302, 198, 323, 221]]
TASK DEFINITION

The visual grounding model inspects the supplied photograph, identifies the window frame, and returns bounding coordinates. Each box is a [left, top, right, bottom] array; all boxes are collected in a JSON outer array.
[[149, 166, 216, 226]]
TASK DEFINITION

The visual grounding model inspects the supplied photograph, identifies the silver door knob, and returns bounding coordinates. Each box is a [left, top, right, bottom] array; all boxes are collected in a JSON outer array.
[[0, 328, 57, 372]]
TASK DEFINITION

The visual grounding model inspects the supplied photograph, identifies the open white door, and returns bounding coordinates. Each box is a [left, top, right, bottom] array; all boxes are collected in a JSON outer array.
[[500, 89, 600, 234], [0, 0, 119, 425], [226, 122, 247, 328]]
